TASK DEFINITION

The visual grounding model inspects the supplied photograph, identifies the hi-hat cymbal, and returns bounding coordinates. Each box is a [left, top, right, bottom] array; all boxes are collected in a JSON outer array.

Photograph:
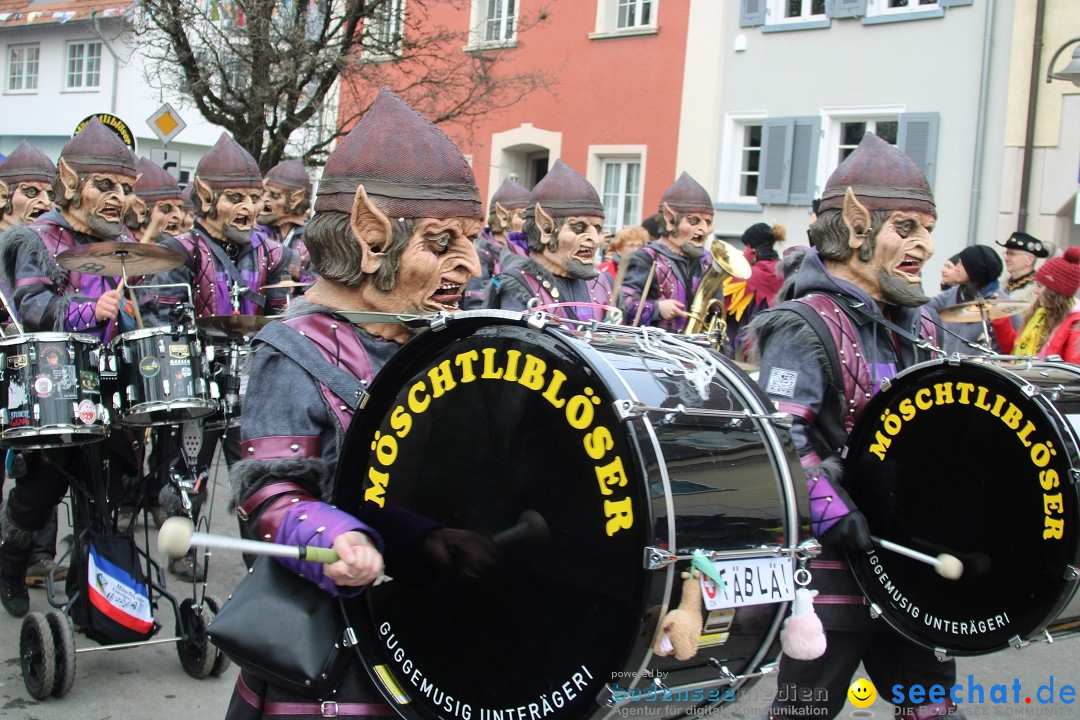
[[261, 279, 313, 290], [938, 298, 1030, 323], [55, 241, 185, 276], [196, 314, 273, 337]]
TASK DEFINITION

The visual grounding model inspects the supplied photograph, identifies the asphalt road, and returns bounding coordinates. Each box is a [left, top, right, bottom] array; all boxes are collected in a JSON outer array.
[[0, 452, 1077, 720]]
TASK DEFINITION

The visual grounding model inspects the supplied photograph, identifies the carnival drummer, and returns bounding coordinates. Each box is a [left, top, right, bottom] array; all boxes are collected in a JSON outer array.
[[225, 88, 494, 720], [0, 118, 147, 618]]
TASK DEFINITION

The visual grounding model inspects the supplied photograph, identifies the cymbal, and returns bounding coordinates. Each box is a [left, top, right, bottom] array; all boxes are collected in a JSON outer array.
[[196, 314, 273, 337], [55, 241, 185, 276], [261, 279, 313, 290], [938, 298, 1030, 323]]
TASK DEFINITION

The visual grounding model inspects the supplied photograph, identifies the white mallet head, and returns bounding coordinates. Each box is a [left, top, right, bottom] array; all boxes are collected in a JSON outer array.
[[935, 553, 964, 581], [157, 517, 195, 558]]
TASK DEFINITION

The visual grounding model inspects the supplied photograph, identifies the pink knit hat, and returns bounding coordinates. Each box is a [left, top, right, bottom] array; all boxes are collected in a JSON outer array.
[[1036, 247, 1080, 297]]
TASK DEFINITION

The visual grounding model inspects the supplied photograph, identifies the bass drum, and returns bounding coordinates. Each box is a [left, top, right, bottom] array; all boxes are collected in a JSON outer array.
[[335, 313, 804, 720], [844, 358, 1080, 656]]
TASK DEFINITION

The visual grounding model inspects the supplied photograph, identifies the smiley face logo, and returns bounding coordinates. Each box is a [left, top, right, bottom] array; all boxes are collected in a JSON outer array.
[[848, 678, 876, 709]]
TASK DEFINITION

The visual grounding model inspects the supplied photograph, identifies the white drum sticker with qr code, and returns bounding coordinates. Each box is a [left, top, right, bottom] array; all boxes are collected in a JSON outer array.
[[765, 368, 798, 398]]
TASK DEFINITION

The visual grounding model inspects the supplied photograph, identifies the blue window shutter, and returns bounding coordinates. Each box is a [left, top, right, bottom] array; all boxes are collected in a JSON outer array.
[[740, 0, 766, 27], [939, 0, 973, 7], [758, 118, 794, 205], [898, 112, 939, 189], [788, 117, 821, 207], [825, 0, 866, 18]]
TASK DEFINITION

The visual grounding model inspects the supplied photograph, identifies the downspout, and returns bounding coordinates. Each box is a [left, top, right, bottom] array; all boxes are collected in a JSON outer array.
[[90, 14, 120, 114], [965, 0, 995, 247], [1017, 0, 1047, 233]]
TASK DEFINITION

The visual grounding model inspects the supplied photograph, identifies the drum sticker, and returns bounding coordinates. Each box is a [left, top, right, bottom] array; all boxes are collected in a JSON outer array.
[[168, 344, 190, 362], [7, 354, 27, 371], [7, 409, 30, 428], [139, 356, 160, 378], [764, 367, 798, 398], [33, 374, 53, 398], [7, 379, 27, 410], [80, 371, 100, 393], [77, 399, 97, 425], [56, 365, 77, 400], [40, 345, 64, 369]]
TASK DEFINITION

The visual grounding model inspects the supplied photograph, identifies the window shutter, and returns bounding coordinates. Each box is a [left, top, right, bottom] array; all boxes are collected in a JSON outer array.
[[757, 118, 794, 205], [898, 112, 939, 188], [825, 0, 866, 19], [740, 0, 766, 27], [787, 117, 821, 207], [939, 0, 973, 7]]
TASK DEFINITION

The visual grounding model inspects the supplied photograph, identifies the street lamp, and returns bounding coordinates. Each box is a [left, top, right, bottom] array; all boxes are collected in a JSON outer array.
[[1046, 37, 1080, 86]]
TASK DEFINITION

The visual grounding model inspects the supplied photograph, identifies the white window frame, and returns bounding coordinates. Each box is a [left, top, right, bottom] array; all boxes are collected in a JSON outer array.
[[765, 0, 826, 26], [588, 145, 646, 232], [6, 44, 40, 94], [364, 0, 406, 61], [591, 0, 659, 38], [616, 0, 653, 29], [818, 105, 904, 191], [64, 40, 102, 91], [866, 0, 939, 17], [718, 111, 766, 205]]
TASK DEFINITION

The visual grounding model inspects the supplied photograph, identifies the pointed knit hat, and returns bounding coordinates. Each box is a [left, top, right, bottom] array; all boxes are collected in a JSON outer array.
[[819, 132, 935, 215], [195, 133, 263, 191], [315, 89, 481, 219], [181, 183, 195, 212], [264, 158, 312, 194], [489, 177, 530, 213], [525, 159, 604, 219], [0, 141, 56, 185], [135, 157, 182, 202], [659, 172, 713, 214], [61, 117, 137, 177]]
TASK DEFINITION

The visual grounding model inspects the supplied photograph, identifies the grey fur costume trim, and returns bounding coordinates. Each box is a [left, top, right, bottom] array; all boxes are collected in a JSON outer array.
[[230, 457, 331, 509], [486, 253, 555, 308], [1, 503, 37, 550], [0, 224, 68, 292]]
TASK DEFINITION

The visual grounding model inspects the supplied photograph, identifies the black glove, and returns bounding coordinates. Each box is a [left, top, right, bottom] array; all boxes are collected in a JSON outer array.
[[823, 510, 873, 553]]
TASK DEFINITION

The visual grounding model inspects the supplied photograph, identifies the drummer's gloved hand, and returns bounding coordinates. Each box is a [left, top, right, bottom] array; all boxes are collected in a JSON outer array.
[[822, 510, 873, 553], [422, 528, 498, 580], [805, 456, 869, 551]]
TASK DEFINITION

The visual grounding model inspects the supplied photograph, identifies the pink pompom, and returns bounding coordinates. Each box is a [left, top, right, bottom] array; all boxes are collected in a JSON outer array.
[[780, 587, 826, 660]]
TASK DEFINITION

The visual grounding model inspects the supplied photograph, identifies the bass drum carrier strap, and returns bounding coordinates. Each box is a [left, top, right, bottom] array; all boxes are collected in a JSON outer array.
[[255, 321, 368, 411]]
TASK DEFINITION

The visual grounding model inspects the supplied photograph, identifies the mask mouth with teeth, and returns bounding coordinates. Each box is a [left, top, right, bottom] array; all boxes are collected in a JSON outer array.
[[428, 281, 464, 311]]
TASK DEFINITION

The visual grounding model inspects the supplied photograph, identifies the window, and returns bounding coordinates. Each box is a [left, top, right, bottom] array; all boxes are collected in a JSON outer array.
[[819, 110, 939, 192], [600, 158, 641, 232], [871, 0, 938, 13], [7, 45, 39, 93], [617, 0, 652, 29], [65, 41, 102, 90], [768, 0, 825, 23], [366, 0, 405, 59], [484, 0, 515, 43], [837, 118, 898, 163], [738, 124, 763, 199]]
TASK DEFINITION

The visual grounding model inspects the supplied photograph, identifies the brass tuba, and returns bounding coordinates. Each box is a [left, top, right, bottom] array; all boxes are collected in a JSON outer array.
[[683, 237, 752, 349]]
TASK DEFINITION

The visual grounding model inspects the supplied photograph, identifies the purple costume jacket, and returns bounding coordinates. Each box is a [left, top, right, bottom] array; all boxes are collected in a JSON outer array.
[[489, 253, 614, 322], [617, 242, 708, 330], [258, 222, 313, 285], [0, 210, 140, 341], [149, 224, 290, 320], [461, 228, 527, 310]]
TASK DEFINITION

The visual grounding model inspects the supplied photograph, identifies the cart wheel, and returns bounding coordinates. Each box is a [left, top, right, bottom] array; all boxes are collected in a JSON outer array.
[[201, 594, 232, 677], [45, 611, 76, 697], [176, 598, 215, 678], [20, 612, 56, 700]]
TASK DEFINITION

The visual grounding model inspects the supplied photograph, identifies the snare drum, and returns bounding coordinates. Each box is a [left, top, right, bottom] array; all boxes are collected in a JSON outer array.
[[844, 357, 1080, 656], [0, 332, 108, 449], [108, 326, 217, 427], [334, 313, 804, 720], [201, 341, 249, 432]]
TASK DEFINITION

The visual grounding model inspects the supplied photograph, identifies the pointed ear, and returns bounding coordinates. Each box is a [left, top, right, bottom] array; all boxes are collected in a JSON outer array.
[[288, 188, 306, 209], [534, 203, 555, 237], [58, 158, 80, 201], [194, 177, 215, 214], [494, 201, 512, 228], [841, 188, 872, 251], [130, 195, 147, 220], [350, 185, 392, 275], [661, 202, 677, 234], [0, 180, 8, 206]]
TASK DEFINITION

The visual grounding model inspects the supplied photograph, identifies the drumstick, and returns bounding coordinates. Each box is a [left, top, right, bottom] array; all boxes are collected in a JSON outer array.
[[492, 510, 550, 546], [116, 274, 144, 329], [871, 535, 964, 580], [631, 261, 657, 327], [157, 517, 339, 563]]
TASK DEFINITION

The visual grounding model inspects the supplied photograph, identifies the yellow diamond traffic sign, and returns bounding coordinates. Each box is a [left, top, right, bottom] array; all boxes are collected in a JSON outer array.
[[146, 103, 187, 145]]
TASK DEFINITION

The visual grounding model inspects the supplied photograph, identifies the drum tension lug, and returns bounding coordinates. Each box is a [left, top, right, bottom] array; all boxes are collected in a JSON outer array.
[[1070, 469, 1080, 486], [644, 546, 674, 570], [869, 603, 882, 620], [1009, 635, 1030, 650], [706, 658, 739, 685], [341, 626, 358, 649], [1063, 565, 1080, 582], [933, 647, 949, 662]]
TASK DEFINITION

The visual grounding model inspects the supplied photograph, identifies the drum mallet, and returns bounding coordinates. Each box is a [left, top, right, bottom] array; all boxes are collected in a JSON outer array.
[[492, 510, 550, 547], [157, 517, 338, 563], [870, 535, 964, 580]]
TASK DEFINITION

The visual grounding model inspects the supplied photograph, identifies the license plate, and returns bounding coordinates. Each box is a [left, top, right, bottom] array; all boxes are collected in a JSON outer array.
[[700, 556, 795, 610]]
